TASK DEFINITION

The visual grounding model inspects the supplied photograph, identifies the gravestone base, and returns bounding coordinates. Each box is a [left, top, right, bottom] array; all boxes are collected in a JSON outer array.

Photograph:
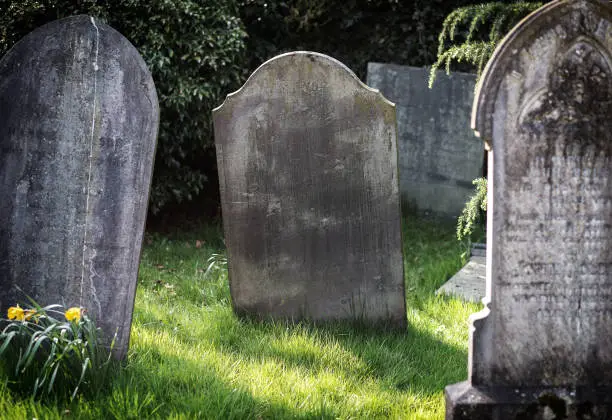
[[446, 381, 612, 420]]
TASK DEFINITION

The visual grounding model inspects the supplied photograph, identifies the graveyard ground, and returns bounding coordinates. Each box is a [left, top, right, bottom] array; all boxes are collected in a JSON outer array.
[[1, 215, 481, 419]]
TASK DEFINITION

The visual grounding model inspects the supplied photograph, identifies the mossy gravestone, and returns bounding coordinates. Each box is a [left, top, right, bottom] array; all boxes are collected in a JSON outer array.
[[0, 16, 159, 359], [213, 52, 406, 326], [446, 0, 612, 418]]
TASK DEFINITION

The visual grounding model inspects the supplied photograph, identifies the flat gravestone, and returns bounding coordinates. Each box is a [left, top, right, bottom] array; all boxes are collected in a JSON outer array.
[[213, 52, 406, 327], [367, 64, 484, 218], [446, 0, 612, 418], [436, 256, 486, 303], [0, 15, 159, 359]]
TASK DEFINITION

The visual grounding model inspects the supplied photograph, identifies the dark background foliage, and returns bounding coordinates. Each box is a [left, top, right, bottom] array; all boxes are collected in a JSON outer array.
[[1, 0, 483, 227], [240, 0, 483, 81]]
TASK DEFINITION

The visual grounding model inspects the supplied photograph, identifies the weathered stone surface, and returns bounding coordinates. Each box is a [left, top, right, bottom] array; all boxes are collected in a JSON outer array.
[[0, 15, 159, 359], [446, 381, 612, 420], [213, 52, 405, 326], [446, 0, 612, 418], [366, 64, 484, 218], [436, 256, 486, 303]]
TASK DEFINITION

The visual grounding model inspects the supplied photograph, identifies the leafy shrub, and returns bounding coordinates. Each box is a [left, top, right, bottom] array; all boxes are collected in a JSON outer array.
[[457, 177, 487, 241], [429, 1, 543, 86], [0, 302, 116, 400], [0, 0, 247, 215]]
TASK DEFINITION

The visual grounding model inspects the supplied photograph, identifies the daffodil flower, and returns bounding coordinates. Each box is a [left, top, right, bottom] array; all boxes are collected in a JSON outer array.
[[24, 309, 36, 321], [7, 305, 24, 321], [65, 307, 82, 323]]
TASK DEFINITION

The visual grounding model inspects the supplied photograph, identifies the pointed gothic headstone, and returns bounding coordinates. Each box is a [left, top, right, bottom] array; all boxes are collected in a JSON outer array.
[[446, 1, 612, 418], [0, 15, 159, 359], [213, 52, 406, 327]]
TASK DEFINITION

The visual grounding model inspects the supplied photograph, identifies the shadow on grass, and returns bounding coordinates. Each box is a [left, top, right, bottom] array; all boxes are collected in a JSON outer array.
[[222, 318, 466, 395], [119, 345, 340, 419], [136, 304, 467, 400]]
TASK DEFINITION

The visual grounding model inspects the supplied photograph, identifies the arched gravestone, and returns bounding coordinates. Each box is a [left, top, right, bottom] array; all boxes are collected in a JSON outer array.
[[0, 16, 159, 359], [446, 0, 612, 418], [213, 52, 406, 327]]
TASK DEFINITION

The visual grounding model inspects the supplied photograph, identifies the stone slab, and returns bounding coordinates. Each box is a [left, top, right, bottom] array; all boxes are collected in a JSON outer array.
[[436, 256, 486, 303], [0, 15, 159, 359], [213, 52, 406, 327], [366, 64, 484, 218]]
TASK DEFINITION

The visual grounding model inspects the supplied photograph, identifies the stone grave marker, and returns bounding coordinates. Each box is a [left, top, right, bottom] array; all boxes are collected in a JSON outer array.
[[445, 0, 612, 418], [0, 15, 159, 359], [367, 64, 484, 218], [213, 52, 406, 327]]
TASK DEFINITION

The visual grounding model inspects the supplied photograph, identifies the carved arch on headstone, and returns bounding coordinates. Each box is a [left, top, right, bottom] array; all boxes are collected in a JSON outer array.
[[514, 34, 612, 171], [472, 0, 612, 149], [518, 35, 612, 130]]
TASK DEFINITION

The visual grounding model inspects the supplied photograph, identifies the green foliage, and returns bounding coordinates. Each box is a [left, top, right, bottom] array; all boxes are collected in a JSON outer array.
[[112, 1, 247, 214], [0, 302, 115, 400], [204, 252, 228, 279], [0, 0, 247, 215], [429, 1, 542, 86], [107, 383, 161, 419], [457, 177, 488, 241]]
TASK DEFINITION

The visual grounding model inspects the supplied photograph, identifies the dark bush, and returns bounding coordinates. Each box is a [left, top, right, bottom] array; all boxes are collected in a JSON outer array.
[[239, 0, 478, 80]]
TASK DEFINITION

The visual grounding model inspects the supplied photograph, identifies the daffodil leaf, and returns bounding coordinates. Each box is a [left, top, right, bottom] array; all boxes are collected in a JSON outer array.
[[22, 334, 49, 371], [0, 331, 16, 356], [47, 362, 61, 395]]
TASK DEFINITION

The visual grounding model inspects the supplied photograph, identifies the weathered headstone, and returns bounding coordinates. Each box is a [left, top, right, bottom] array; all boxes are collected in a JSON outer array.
[[446, 0, 612, 418], [0, 15, 159, 359], [367, 64, 484, 218], [213, 52, 406, 327]]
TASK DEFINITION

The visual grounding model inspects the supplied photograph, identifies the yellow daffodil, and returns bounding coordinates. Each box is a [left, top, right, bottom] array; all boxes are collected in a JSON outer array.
[[65, 307, 81, 323], [7, 305, 24, 321], [24, 309, 37, 321]]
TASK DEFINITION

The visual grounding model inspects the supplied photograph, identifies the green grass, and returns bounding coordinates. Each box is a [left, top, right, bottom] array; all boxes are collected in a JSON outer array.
[[0, 215, 482, 419]]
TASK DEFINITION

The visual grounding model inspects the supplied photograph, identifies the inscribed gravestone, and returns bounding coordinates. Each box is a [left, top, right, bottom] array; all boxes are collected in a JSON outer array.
[[446, 0, 612, 418], [0, 15, 159, 359], [367, 64, 484, 217], [213, 52, 406, 327]]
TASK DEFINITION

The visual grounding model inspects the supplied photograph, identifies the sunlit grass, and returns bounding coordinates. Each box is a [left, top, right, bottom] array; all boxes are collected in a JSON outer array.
[[0, 215, 482, 419]]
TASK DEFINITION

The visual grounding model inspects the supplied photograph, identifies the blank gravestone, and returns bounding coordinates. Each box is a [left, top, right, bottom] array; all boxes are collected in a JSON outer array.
[[446, 0, 612, 418], [0, 16, 159, 359], [213, 52, 406, 327], [367, 64, 484, 218]]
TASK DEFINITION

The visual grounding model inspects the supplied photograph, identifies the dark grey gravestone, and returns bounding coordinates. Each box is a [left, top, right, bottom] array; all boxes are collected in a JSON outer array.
[[0, 15, 159, 359], [446, 0, 612, 418], [367, 64, 484, 218], [213, 52, 406, 327]]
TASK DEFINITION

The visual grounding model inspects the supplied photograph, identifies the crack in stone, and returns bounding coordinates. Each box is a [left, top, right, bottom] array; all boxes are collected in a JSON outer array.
[[80, 16, 102, 315]]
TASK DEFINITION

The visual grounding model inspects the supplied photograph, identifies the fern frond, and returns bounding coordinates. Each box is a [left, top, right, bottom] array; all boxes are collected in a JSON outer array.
[[430, 1, 543, 88], [429, 42, 492, 88], [456, 178, 488, 241]]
